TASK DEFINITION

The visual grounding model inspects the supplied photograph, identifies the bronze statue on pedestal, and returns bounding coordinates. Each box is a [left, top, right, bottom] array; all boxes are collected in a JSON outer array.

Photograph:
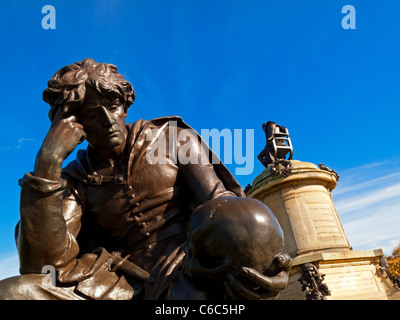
[[0, 58, 291, 300]]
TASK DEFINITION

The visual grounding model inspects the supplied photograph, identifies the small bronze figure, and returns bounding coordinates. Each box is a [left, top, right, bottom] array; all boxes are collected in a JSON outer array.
[[298, 263, 331, 300], [0, 58, 291, 300], [258, 121, 293, 177], [319, 163, 340, 181]]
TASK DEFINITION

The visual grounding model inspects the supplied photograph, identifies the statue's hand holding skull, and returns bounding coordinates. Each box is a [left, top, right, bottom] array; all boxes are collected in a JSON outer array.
[[184, 197, 292, 300]]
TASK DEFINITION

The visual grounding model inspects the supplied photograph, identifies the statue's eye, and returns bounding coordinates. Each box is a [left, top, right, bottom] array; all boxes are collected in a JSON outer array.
[[87, 113, 96, 120], [108, 105, 119, 112]]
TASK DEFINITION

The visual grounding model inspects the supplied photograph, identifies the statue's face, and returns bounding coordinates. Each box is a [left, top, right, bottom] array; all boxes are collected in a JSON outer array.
[[78, 86, 127, 150]]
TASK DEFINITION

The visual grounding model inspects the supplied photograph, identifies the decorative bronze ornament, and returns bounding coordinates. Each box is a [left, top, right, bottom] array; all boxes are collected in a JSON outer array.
[[298, 263, 331, 300], [318, 163, 340, 181]]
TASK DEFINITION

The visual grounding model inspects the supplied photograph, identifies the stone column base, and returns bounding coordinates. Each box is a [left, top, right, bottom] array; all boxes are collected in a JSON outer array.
[[278, 249, 400, 300]]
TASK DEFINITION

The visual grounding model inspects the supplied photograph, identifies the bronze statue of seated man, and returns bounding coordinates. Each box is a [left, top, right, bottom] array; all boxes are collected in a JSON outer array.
[[0, 58, 291, 300]]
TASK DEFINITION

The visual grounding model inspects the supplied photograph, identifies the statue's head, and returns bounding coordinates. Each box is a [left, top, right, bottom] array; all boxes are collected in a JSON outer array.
[[42, 58, 135, 121]]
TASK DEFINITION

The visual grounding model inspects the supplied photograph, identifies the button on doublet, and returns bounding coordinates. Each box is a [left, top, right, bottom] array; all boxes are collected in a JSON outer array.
[[123, 184, 150, 237], [144, 242, 155, 258], [124, 185, 134, 197]]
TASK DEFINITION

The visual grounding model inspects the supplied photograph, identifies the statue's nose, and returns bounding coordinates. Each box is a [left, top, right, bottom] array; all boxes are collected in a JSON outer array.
[[100, 107, 116, 127]]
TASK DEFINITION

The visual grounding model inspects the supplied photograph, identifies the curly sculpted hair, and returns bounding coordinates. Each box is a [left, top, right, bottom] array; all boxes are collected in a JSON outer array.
[[42, 58, 135, 121]]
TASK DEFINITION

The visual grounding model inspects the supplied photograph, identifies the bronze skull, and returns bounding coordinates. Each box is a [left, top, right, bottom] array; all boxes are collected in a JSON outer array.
[[187, 197, 284, 284]]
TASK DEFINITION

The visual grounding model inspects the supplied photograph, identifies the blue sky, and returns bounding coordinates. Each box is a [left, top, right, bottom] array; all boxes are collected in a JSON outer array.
[[0, 1, 399, 279]]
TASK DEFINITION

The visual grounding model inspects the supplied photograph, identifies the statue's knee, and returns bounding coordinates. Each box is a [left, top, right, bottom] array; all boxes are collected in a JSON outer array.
[[0, 274, 45, 300], [0, 275, 22, 299]]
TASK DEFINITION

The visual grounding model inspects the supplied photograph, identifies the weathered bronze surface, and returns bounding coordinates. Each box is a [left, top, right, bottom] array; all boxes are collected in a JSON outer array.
[[0, 59, 291, 300]]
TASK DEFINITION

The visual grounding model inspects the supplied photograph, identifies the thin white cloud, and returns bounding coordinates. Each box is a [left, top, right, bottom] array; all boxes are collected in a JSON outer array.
[[354, 160, 391, 170], [0, 137, 41, 152], [342, 202, 400, 255], [16, 138, 40, 150], [333, 171, 400, 196], [0, 251, 19, 281], [335, 182, 400, 214], [17, 138, 40, 144], [332, 160, 400, 256]]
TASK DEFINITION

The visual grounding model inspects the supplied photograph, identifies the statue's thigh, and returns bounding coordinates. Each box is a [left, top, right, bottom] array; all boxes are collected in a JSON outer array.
[[0, 274, 86, 300]]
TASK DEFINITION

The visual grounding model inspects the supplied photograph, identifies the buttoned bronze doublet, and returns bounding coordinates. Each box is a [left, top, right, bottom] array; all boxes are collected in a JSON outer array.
[[14, 116, 244, 299]]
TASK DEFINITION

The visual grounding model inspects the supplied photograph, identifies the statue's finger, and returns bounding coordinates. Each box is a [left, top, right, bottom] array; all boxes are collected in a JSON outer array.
[[239, 267, 288, 291], [52, 105, 73, 124], [274, 253, 292, 271]]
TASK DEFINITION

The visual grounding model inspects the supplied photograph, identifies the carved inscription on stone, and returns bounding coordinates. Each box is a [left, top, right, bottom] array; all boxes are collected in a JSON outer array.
[[323, 268, 382, 298], [306, 202, 344, 241]]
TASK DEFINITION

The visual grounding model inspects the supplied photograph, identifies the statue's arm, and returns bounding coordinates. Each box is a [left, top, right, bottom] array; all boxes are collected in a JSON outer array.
[[16, 109, 85, 274], [176, 128, 237, 205], [16, 173, 82, 274]]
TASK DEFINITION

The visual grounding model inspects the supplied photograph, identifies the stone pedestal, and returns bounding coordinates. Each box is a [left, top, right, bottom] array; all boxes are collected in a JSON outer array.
[[247, 160, 400, 300], [279, 249, 400, 300]]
